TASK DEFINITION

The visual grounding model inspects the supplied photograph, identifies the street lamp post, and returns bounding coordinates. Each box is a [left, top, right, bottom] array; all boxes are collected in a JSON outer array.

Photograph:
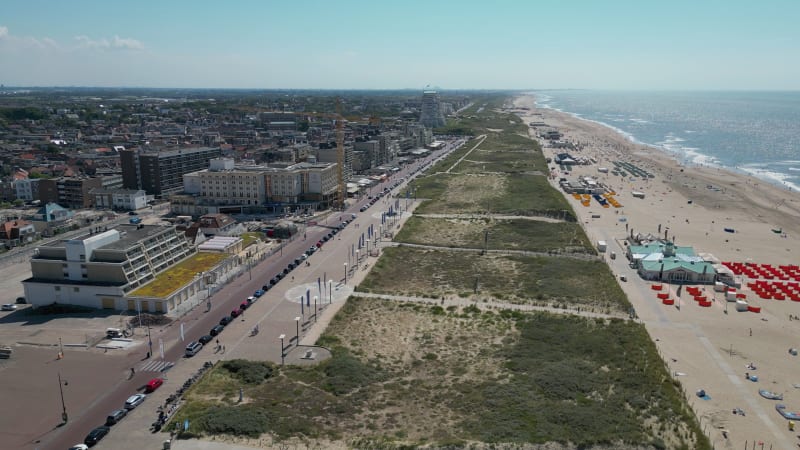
[[57, 372, 68, 424], [278, 334, 285, 365], [147, 325, 153, 359], [344, 262, 348, 284], [294, 316, 301, 346], [328, 280, 333, 304]]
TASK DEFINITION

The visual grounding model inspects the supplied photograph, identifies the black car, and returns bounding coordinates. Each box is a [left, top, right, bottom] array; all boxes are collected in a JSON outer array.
[[276, 272, 284, 280], [198, 334, 214, 345], [322, 235, 330, 242], [219, 316, 232, 326], [84, 426, 110, 446], [262, 284, 271, 291], [210, 324, 225, 336], [282, 267, 290, 275], [294, 258, 302, 265]]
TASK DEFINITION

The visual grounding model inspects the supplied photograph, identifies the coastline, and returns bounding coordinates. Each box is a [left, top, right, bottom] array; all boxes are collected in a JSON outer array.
[[513, 93, 800, 447]]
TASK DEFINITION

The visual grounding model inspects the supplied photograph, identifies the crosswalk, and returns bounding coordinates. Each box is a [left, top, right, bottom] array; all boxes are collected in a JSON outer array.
[[137, 359, 174, 373]]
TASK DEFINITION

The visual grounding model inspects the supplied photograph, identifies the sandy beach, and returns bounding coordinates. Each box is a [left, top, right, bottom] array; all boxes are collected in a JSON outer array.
[[513, 94, 800, 449]]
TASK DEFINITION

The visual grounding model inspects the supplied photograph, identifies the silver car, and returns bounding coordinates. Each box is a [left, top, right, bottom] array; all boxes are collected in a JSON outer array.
[[124, 393, 146, 410]]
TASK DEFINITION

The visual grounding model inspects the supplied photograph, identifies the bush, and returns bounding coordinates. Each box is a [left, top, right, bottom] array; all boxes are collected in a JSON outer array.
[[200, 405, 268, 437], [221, 360, 274, 384], [322, 350, 384, 395]]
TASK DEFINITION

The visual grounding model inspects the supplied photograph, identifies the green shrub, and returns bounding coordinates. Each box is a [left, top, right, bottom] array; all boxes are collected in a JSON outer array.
[[221, 360, 274, 384]]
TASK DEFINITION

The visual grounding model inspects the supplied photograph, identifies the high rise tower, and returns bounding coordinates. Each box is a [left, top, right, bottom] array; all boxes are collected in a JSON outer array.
[[419, 89, 446, 128]]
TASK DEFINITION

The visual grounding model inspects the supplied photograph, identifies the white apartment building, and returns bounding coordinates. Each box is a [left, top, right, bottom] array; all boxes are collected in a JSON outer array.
[[93, 188, 149, 211], [23, 224, 196, 312], [175, 159, 338, 215]]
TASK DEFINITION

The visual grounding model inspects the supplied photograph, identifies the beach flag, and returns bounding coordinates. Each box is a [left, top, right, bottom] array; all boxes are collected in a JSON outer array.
[[676, 285, 682, 297], [306, 289, 310, 307], [318, 277, 322, 297], [300, 295, 304, 315], [659, 263, 664, 281]]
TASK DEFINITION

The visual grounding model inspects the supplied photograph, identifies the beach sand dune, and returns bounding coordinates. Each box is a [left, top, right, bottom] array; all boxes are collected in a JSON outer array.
[[514, 94, 800, 448]]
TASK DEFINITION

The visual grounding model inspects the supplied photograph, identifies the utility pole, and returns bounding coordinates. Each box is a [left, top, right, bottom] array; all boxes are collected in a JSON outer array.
[[58, 372, 68, 424]]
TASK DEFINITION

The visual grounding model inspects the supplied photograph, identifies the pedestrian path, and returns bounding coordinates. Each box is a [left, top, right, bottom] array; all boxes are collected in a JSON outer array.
[[137, 359, 175, 373]]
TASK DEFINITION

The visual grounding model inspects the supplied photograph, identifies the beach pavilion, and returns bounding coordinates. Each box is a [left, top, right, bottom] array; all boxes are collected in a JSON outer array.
[[629, 241, 716, 284]]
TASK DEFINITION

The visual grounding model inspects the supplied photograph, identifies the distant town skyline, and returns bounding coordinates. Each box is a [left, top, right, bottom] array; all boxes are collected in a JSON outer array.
[[1, 0, 799, 90]]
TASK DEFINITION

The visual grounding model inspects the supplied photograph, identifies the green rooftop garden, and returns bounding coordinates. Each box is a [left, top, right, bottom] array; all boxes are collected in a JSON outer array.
[[130, 252, 229, 298]]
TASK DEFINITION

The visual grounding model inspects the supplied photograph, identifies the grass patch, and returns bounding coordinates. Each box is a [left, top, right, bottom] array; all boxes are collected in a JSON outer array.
[[240, 232, 263, 248], [412, 173, 575, 220], [359, 247, 628, 312], [130, 252, 229, 298], [395, 216, 593, 254]]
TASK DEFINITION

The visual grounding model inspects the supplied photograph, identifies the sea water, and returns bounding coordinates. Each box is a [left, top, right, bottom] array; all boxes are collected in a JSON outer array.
[[534, 90, 800, 191]]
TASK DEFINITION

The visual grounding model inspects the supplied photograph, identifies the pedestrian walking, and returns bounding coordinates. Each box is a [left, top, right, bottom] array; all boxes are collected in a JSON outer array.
[[130, 367, 135, 378]]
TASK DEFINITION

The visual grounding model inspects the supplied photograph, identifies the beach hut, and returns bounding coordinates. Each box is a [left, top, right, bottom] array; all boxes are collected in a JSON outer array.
[[735, 300, 749, 312]]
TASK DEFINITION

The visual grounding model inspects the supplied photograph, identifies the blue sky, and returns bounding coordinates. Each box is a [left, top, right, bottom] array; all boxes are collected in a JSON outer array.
[[1, 0, 799, 89]]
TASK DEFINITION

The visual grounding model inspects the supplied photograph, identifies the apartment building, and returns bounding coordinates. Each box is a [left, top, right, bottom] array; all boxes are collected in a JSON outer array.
[[23, 224, 196, 312], [14, 178, 40, 202], [173, 159, 338, 216], [38, 177, 103, 209], [121, 147, 222, 198], [419, 89, 446, 128], [92, 188, 148, 211]]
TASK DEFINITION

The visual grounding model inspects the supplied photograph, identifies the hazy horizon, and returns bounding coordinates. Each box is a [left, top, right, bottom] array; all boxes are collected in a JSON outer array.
[[2, 0, 799, 90]]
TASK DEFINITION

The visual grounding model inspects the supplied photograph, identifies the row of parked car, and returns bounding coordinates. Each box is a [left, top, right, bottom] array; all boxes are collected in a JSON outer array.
[[70, 377, 163, 448], [360, 183, 401, 212]]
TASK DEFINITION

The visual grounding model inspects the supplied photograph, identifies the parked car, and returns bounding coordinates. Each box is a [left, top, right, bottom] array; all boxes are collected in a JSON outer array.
[[124, 393, 146, 410], [68, 445, 89, 450], [83, 426, 110, 447], [185, 341, 203, 357], [359, 206, 367, 212], [105, 408, 128, 426], [145, 377, 164, 393], [240, 301, 250, 310], [219, 316, 232, 326], [198, 334, 214, 345], [254, 289, 265, 297], [230, 308, 240, 318], [261, 285, 270, 291], [282, 267, 290, 275], [209, 324, 225, 336], [288, 262, 296, 270], [1, 304, 17, 311], [269, 277, 278, 286]]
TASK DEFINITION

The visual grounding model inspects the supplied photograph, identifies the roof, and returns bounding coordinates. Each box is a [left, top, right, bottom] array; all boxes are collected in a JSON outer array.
[[641, 258, 715, 274], [629, 243, 696, 257]]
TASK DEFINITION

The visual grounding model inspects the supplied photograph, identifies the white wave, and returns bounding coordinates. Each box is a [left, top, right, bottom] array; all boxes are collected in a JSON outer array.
[[685, 130, 697, 133], [629, 118, 651, 124], [739, 165, 800, 192], [789, 167, 800, 172]]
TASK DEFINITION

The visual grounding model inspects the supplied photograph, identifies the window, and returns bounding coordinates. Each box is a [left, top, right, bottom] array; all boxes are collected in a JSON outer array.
[[55, 286, 61, 291]]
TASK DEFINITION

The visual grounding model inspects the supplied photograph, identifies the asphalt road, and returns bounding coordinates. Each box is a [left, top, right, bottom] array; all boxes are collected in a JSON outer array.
[[31, 143, 460, 450]]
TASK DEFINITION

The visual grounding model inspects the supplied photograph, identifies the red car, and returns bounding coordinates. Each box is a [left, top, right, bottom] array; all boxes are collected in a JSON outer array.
[[145, 378, 163, 393], [230, 308, 240, 318]]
